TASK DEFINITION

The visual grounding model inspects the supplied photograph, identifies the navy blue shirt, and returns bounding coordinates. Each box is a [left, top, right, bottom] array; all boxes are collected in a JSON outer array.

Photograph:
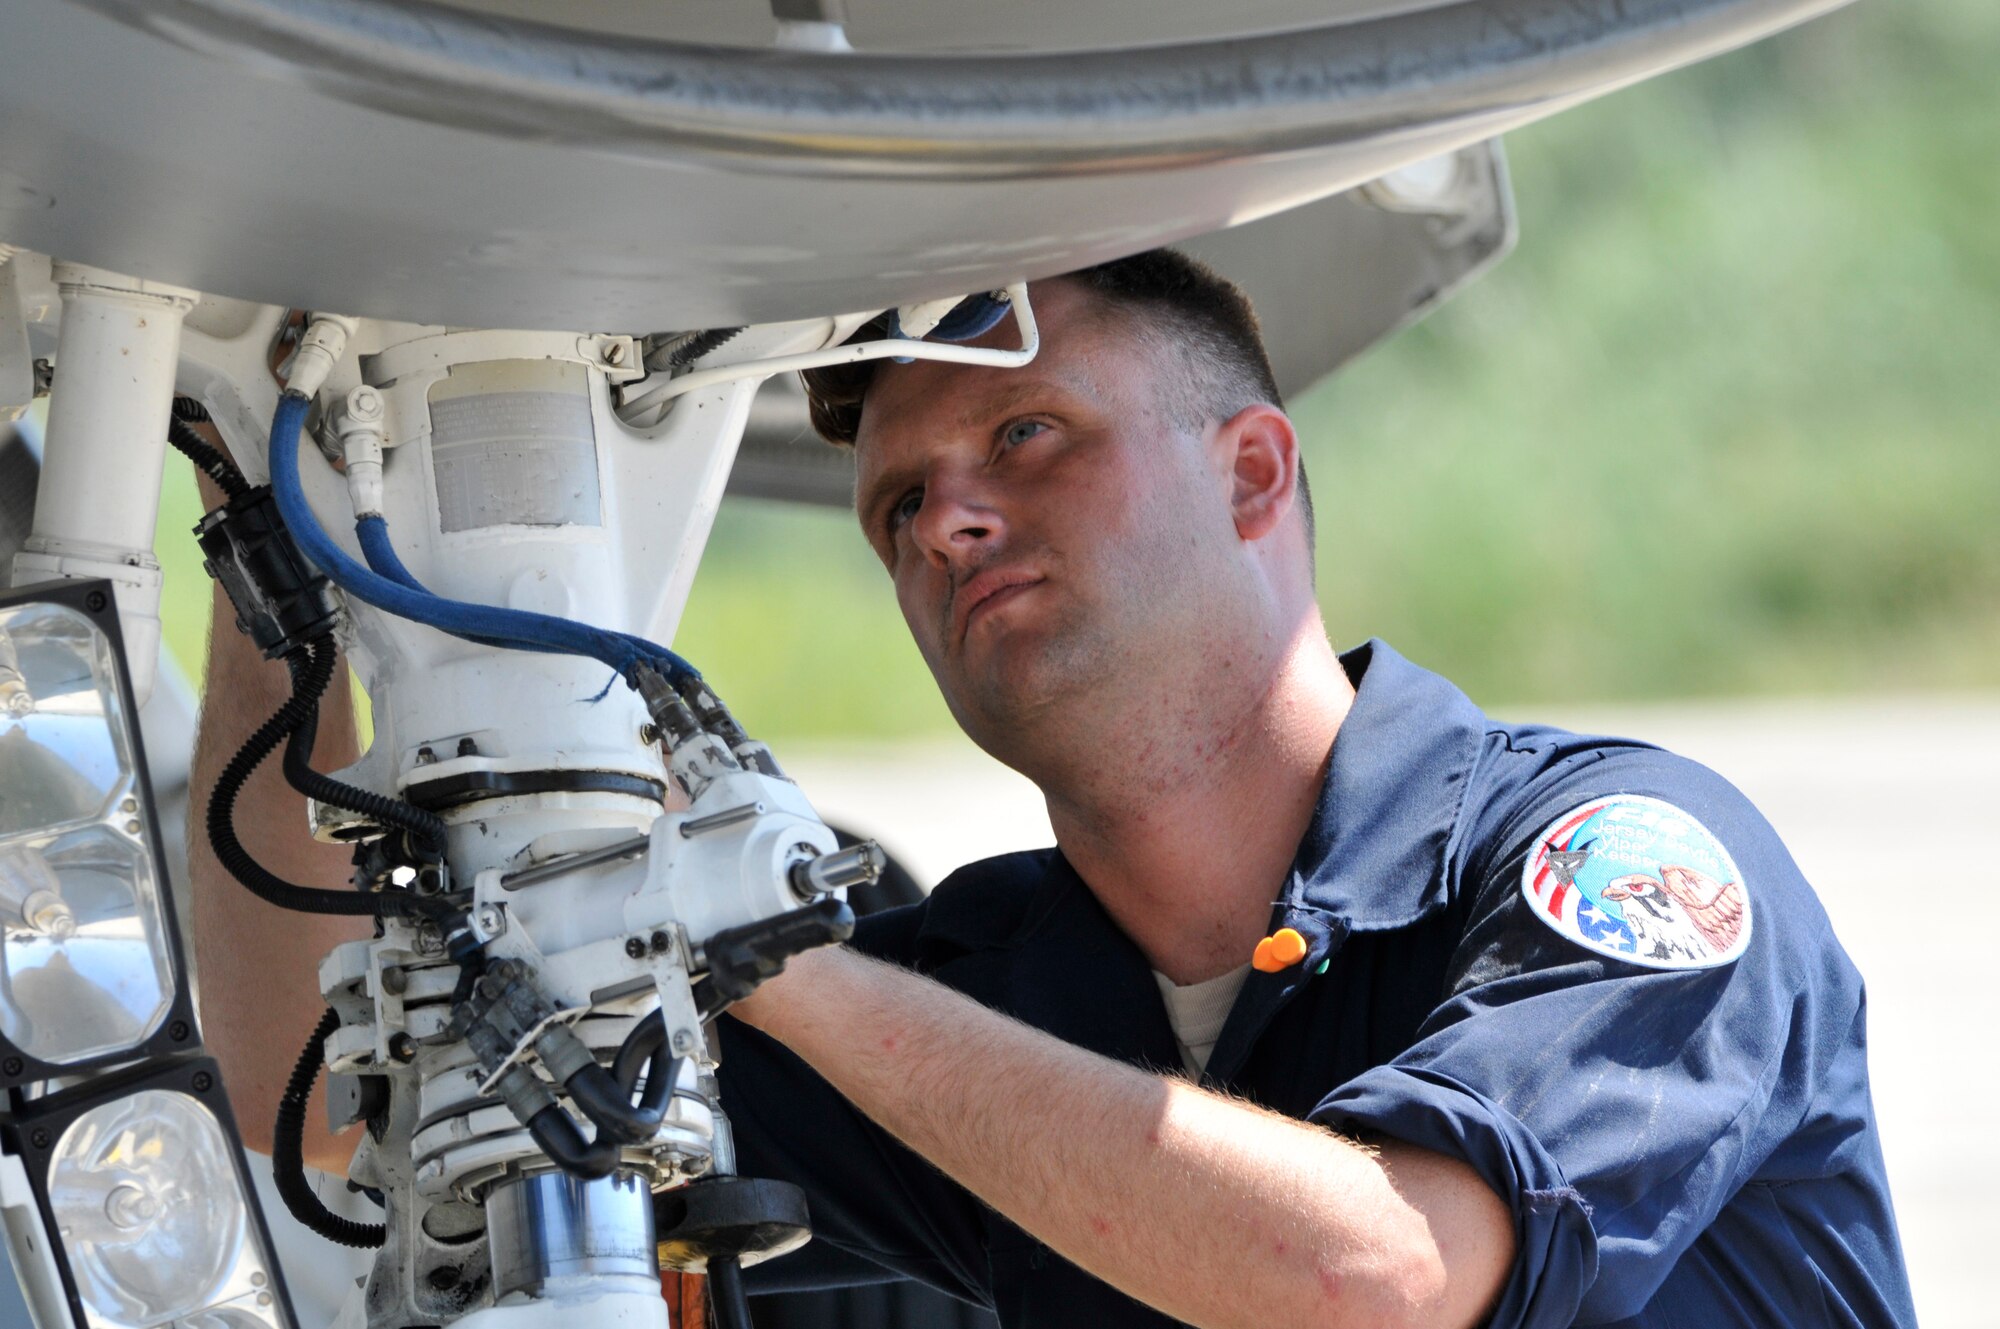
[[723, 642, 1913, 1327]]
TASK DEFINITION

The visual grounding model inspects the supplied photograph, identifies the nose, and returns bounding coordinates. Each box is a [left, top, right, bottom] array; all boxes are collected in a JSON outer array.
[[909, 472, 1005, 572]]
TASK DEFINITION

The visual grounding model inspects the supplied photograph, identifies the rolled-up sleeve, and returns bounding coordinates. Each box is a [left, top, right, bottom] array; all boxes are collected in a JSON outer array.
[[1317, 1066, 1597, 1328]]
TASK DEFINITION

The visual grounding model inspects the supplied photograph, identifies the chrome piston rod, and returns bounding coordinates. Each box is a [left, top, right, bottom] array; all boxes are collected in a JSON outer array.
[[484, 1171, 658, 1301]]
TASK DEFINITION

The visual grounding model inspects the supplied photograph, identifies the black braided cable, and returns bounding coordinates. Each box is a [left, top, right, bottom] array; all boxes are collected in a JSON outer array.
[[666, 326, 742, 367], [168, 397, 251, 500], [282, 643, 448, 852], [204, 635, 421, 917], [273, 1006, 386, 1249]]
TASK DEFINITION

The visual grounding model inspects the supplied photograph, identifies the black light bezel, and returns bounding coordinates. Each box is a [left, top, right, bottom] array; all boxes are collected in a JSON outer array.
[[0, 577, 201, 1088], [0, 1055, 299, 1329]]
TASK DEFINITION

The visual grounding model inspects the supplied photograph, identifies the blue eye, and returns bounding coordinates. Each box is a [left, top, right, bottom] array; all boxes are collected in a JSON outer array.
[[889, 489, 924, 531], [1003, 420, 1045, 447]]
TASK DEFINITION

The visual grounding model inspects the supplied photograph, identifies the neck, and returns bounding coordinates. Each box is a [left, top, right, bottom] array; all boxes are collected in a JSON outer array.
[[1032, 615, 1354, 985]]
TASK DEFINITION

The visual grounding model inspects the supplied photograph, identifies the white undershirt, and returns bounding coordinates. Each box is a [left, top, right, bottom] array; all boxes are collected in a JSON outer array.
[[1151, 963, 1252, 1078]]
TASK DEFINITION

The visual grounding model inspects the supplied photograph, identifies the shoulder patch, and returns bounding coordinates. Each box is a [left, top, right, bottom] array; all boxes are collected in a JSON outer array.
[[1520, 795, 1751, 970]]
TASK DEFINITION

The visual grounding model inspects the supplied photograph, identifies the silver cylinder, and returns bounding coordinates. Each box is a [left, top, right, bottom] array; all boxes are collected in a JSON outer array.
[[486, 1170, 658, 1300]]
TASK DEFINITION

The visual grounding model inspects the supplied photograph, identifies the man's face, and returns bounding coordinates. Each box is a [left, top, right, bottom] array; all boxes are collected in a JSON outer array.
[[852, 282, 1244, 753]]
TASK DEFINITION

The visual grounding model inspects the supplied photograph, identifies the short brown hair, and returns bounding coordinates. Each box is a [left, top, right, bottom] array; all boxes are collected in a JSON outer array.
[[801, 248, 1312, 549]]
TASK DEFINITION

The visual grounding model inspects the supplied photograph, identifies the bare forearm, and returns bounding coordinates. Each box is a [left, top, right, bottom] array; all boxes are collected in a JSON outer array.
[[189, 571, 366, 1167], [739, 947, 1510, 1329]]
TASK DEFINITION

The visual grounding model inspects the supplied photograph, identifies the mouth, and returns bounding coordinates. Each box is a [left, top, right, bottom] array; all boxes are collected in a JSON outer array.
[[954, 569, 1045, 643]]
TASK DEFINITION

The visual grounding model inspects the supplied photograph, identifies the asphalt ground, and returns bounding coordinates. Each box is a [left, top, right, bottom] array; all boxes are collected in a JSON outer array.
[[790, 694, 2000, 1329]]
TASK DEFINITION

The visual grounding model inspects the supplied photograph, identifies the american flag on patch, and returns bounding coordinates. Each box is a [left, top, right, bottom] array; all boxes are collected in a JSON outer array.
[[1528, 801, 1637, 954]]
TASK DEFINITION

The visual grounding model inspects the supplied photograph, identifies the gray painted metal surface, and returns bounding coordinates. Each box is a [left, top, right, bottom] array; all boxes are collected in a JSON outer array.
[[728, 143, 1516, 506], [1, 0, 1846, 332]]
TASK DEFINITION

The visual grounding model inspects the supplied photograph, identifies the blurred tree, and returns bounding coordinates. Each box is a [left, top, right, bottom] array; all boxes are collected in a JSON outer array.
[[149, 0, 1998, 736]]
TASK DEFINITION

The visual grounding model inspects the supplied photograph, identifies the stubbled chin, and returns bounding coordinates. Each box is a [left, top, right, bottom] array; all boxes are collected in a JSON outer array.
[[950, 619, 1114, 732]]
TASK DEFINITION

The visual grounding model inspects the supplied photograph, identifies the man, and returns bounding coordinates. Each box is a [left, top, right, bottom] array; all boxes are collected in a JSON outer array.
[[194, 252, 1913, 1327]]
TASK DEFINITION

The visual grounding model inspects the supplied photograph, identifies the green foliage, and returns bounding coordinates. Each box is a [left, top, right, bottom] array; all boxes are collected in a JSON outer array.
[[153, 0, 1999, 736], [1306, 0, 2000, 707], [684, 0, 2000, 732]]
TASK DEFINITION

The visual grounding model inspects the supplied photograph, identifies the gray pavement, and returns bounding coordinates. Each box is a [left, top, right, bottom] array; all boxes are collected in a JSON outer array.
[[791, 694, 2000, 1328]]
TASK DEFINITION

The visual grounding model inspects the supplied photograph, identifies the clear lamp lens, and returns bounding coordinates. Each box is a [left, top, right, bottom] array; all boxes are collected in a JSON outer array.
[[0, 601, 174, 1065], [48, 1090, 283, 1329], [1363, 149, 1474, 215]]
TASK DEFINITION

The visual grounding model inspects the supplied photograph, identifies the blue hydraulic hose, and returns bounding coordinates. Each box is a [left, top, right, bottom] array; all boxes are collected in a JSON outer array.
[[355, 511, 680, 679], [356, 514, 590, 671], [268, 392, 698, 685], [354, 514, 423, 591]]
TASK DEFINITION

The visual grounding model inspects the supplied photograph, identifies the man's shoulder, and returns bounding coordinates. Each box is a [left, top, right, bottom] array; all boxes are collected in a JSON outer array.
[[1462, 715, 1754, 864], [849, 847, 1062, 966], [1450, 714, 1841, 975]]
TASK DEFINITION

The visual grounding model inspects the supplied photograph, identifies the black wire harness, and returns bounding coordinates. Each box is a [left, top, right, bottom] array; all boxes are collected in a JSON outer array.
[[280, 641, 448, 854], [168, 396, 252, 500], [274, 1007, 387, 1249]]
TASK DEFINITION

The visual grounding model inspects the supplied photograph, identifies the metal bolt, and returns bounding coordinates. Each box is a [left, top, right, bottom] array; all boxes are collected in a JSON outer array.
[[389, 1033, 417, 1063], [346, 384, 385, 423], [603, 341, 626, 366], [649, 930, 671, 954], [624, 937, 648, 960], [30, 1129, 50, 1150], [414, 923, 445, 955], [670, 1028, 697, 1056], [427, 1266, 461, 1291], [476, 905, 505, 936], [168, 1020, 190, 1042], [84, 589, 107, 613], [380, 966, 408, 995], [191, 1071, 214, 1093], [2, 1057, 22, 1078], [250, 1273, 267, 1289], [120, 797, 138, 813], [416, 745, 437, 765], [456, 736, 478, 757], [124, 818, 142, 835]]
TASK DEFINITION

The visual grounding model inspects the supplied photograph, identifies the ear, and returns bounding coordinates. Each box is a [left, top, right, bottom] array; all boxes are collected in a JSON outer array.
[[1217, 403, 1300, 544]]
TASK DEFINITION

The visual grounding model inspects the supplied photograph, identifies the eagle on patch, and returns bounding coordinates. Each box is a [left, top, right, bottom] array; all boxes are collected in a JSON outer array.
[[1520, 795, 1753, 971]]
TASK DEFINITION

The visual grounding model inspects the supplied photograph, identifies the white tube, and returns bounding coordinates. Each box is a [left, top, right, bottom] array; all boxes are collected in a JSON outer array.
[[337, 384, 388, 518], [618, 282, 1037, 424], [288, 312, 359, 399], [29, 265, 193, 552], [11, 264, 198, 705]]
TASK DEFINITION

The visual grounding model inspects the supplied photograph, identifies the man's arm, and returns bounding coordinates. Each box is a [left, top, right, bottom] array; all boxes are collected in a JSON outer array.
[[188, 477, 367, 1170], [732, 946, 1514, 1329]]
